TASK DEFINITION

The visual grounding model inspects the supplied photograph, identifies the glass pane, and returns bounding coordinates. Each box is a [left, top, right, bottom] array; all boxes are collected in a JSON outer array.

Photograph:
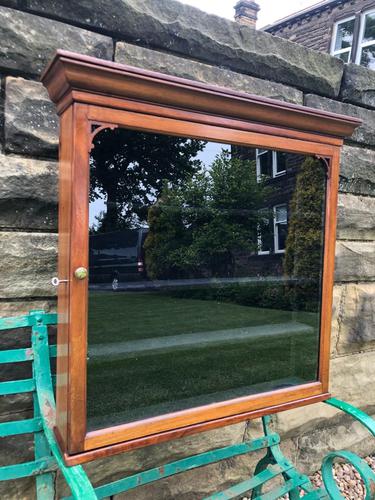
[[276, 222, 288, 251], [257, 149, 273, 177], [360, 44, 375, 69], [362, 12, 375, 44], [275, 151, 287, 174], [87, 128, 327, 431], [258, 211, 273, 253], [336, 51, 350, 63], [334, 18, 355, 50], [275, 205, 287, 223]]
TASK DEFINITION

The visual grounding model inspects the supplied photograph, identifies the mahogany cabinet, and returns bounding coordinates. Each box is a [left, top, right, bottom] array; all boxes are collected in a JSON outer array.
[[42, 50, 360, 464]]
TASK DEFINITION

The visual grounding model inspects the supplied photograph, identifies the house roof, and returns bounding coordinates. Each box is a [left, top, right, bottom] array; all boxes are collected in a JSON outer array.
[[262, 0, 345, 31]]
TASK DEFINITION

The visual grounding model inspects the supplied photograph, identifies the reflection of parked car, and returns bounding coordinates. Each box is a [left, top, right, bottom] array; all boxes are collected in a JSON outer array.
[[89, 229, 148, 289]]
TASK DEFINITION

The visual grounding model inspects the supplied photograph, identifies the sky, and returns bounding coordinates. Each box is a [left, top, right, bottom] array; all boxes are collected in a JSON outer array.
[[177, 0, 322, 29]]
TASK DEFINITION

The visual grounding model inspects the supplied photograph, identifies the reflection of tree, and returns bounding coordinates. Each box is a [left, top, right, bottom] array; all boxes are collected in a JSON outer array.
[[283, 157, 326, 309], [144, 150, 270, 279], [90, 128, 206, 232]]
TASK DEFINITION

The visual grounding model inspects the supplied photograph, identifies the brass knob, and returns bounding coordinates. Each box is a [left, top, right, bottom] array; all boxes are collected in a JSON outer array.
[[74, 267, 88, 280]]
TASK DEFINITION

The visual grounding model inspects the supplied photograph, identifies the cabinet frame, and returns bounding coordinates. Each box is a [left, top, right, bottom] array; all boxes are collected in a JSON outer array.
[[42, 50, 360, 464]]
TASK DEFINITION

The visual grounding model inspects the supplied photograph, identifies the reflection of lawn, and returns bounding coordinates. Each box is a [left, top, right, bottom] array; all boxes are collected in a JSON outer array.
[[87, 331, 318, 427], [87, 291, 320, 430], [88, 292, 317, 344]]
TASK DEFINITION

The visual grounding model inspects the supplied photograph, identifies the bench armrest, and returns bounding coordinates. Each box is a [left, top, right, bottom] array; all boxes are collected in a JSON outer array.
[[325, 398, 375, 437]]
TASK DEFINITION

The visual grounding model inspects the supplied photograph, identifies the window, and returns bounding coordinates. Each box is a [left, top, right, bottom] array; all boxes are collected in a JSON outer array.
[[331, 16, 355, 62], [357, 10, 375, 69], [257, 210, 272, 255], [256, 149, 286, 181], [331, 10, 375, 69], [258, 204, 288, 255], [41, 50, 359, 463], [274, 204, 288, 253], [256, 148, 272, 179]]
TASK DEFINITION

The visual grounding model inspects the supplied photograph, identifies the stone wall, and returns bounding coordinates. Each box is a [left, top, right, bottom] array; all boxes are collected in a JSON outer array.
[[0, 1, 374, 498], [264, 0, 375, 54]]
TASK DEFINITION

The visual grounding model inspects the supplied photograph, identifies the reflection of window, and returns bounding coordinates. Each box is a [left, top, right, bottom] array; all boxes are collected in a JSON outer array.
[[257, 204, 288, 255], [257, 211, 272, 255], [331, 17, 355, 63], [274, 204, 288, 254], [357, 10, 375, 69], [256, 149, 286, 181]]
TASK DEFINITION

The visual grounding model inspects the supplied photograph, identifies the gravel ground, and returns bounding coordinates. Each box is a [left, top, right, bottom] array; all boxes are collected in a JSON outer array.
[[242, 455, 375, 499], [306, 456, 375, 499]]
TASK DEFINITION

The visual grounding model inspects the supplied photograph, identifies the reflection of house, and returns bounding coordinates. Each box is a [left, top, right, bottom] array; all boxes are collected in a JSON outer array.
[[261, 0, 375, 69], [256, 150, 289, 255], [234, 147, 307, 277], [255, 150, 307, 276]]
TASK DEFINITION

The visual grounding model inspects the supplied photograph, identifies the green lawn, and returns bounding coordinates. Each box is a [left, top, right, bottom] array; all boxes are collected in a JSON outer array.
[[88, 291, 317, 344], [87, 331, 318, 427], [86, 291, 320, 430]]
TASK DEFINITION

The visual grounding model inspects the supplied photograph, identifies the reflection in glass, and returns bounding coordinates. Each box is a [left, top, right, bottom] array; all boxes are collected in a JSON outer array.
[[362, 12, 375, 44], [360, 44, 375, 70], [86, 127, 327, 431], [337, 51, 350, 63], [334, 18, 355, 50]]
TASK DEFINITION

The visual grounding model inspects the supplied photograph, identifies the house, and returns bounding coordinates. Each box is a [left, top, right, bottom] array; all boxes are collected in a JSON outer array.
[[234, 0, 375, 68]]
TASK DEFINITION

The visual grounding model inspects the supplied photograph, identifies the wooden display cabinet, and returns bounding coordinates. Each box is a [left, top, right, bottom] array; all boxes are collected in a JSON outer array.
[[42, 50, 360, 464]]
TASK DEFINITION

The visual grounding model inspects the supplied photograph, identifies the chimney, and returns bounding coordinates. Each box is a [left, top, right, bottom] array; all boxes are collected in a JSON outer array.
[[234, 1, 260, 28]]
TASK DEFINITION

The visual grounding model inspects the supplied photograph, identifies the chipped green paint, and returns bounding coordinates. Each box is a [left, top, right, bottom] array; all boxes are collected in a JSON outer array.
[[63, 434, 281, 500], [0, 311, 97, 500], [1, 311, 375, 499], [0, 312, 57, 331], [0, 347, 33, 363], [30, 311, 98, 500], [0, 417, 42, 437], [0, 458, 56, 481], [0, 378, 35, 395]]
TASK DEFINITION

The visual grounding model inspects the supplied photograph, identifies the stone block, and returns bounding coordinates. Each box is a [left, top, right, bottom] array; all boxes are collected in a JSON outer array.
[[335, 241, 375, 283], [84, 422, 246, 479], [0, 478, 35, 500], [5, 77, 58, 157], [0, 153, 57, 230], [305, 94, 375, 147], [331, 283, 375, 355], [23, 0, 343, 96], [0, 432, 35, 499], [0, 299, 56, 317], [330, 350, 375, 411], [337, 194, 375, 241], [341, 63, 375, 109], [0, 232, 57, 298], [115, 42, 303, 104], [0, 393, 33, 423], [271, 349, 375, 443], [340, 145, 375, 197], [297, 413, 375, 474], [0, 0, 18, 6], [94, 455, 254, 499], [0, 6, 113, 77]]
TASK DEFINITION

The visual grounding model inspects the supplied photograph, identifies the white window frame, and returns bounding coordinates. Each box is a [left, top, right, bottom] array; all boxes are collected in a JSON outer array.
[[330, 15, 356, 62], [273, 204, 288, 254], [273, 151, 286, 178], [256, 149, 286, 182], [355, 8, 375, 67], [257, 214, 271, 255]]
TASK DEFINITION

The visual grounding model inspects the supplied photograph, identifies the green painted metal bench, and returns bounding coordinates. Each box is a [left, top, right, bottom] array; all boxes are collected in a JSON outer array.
[[1, 311, 375, 499]]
